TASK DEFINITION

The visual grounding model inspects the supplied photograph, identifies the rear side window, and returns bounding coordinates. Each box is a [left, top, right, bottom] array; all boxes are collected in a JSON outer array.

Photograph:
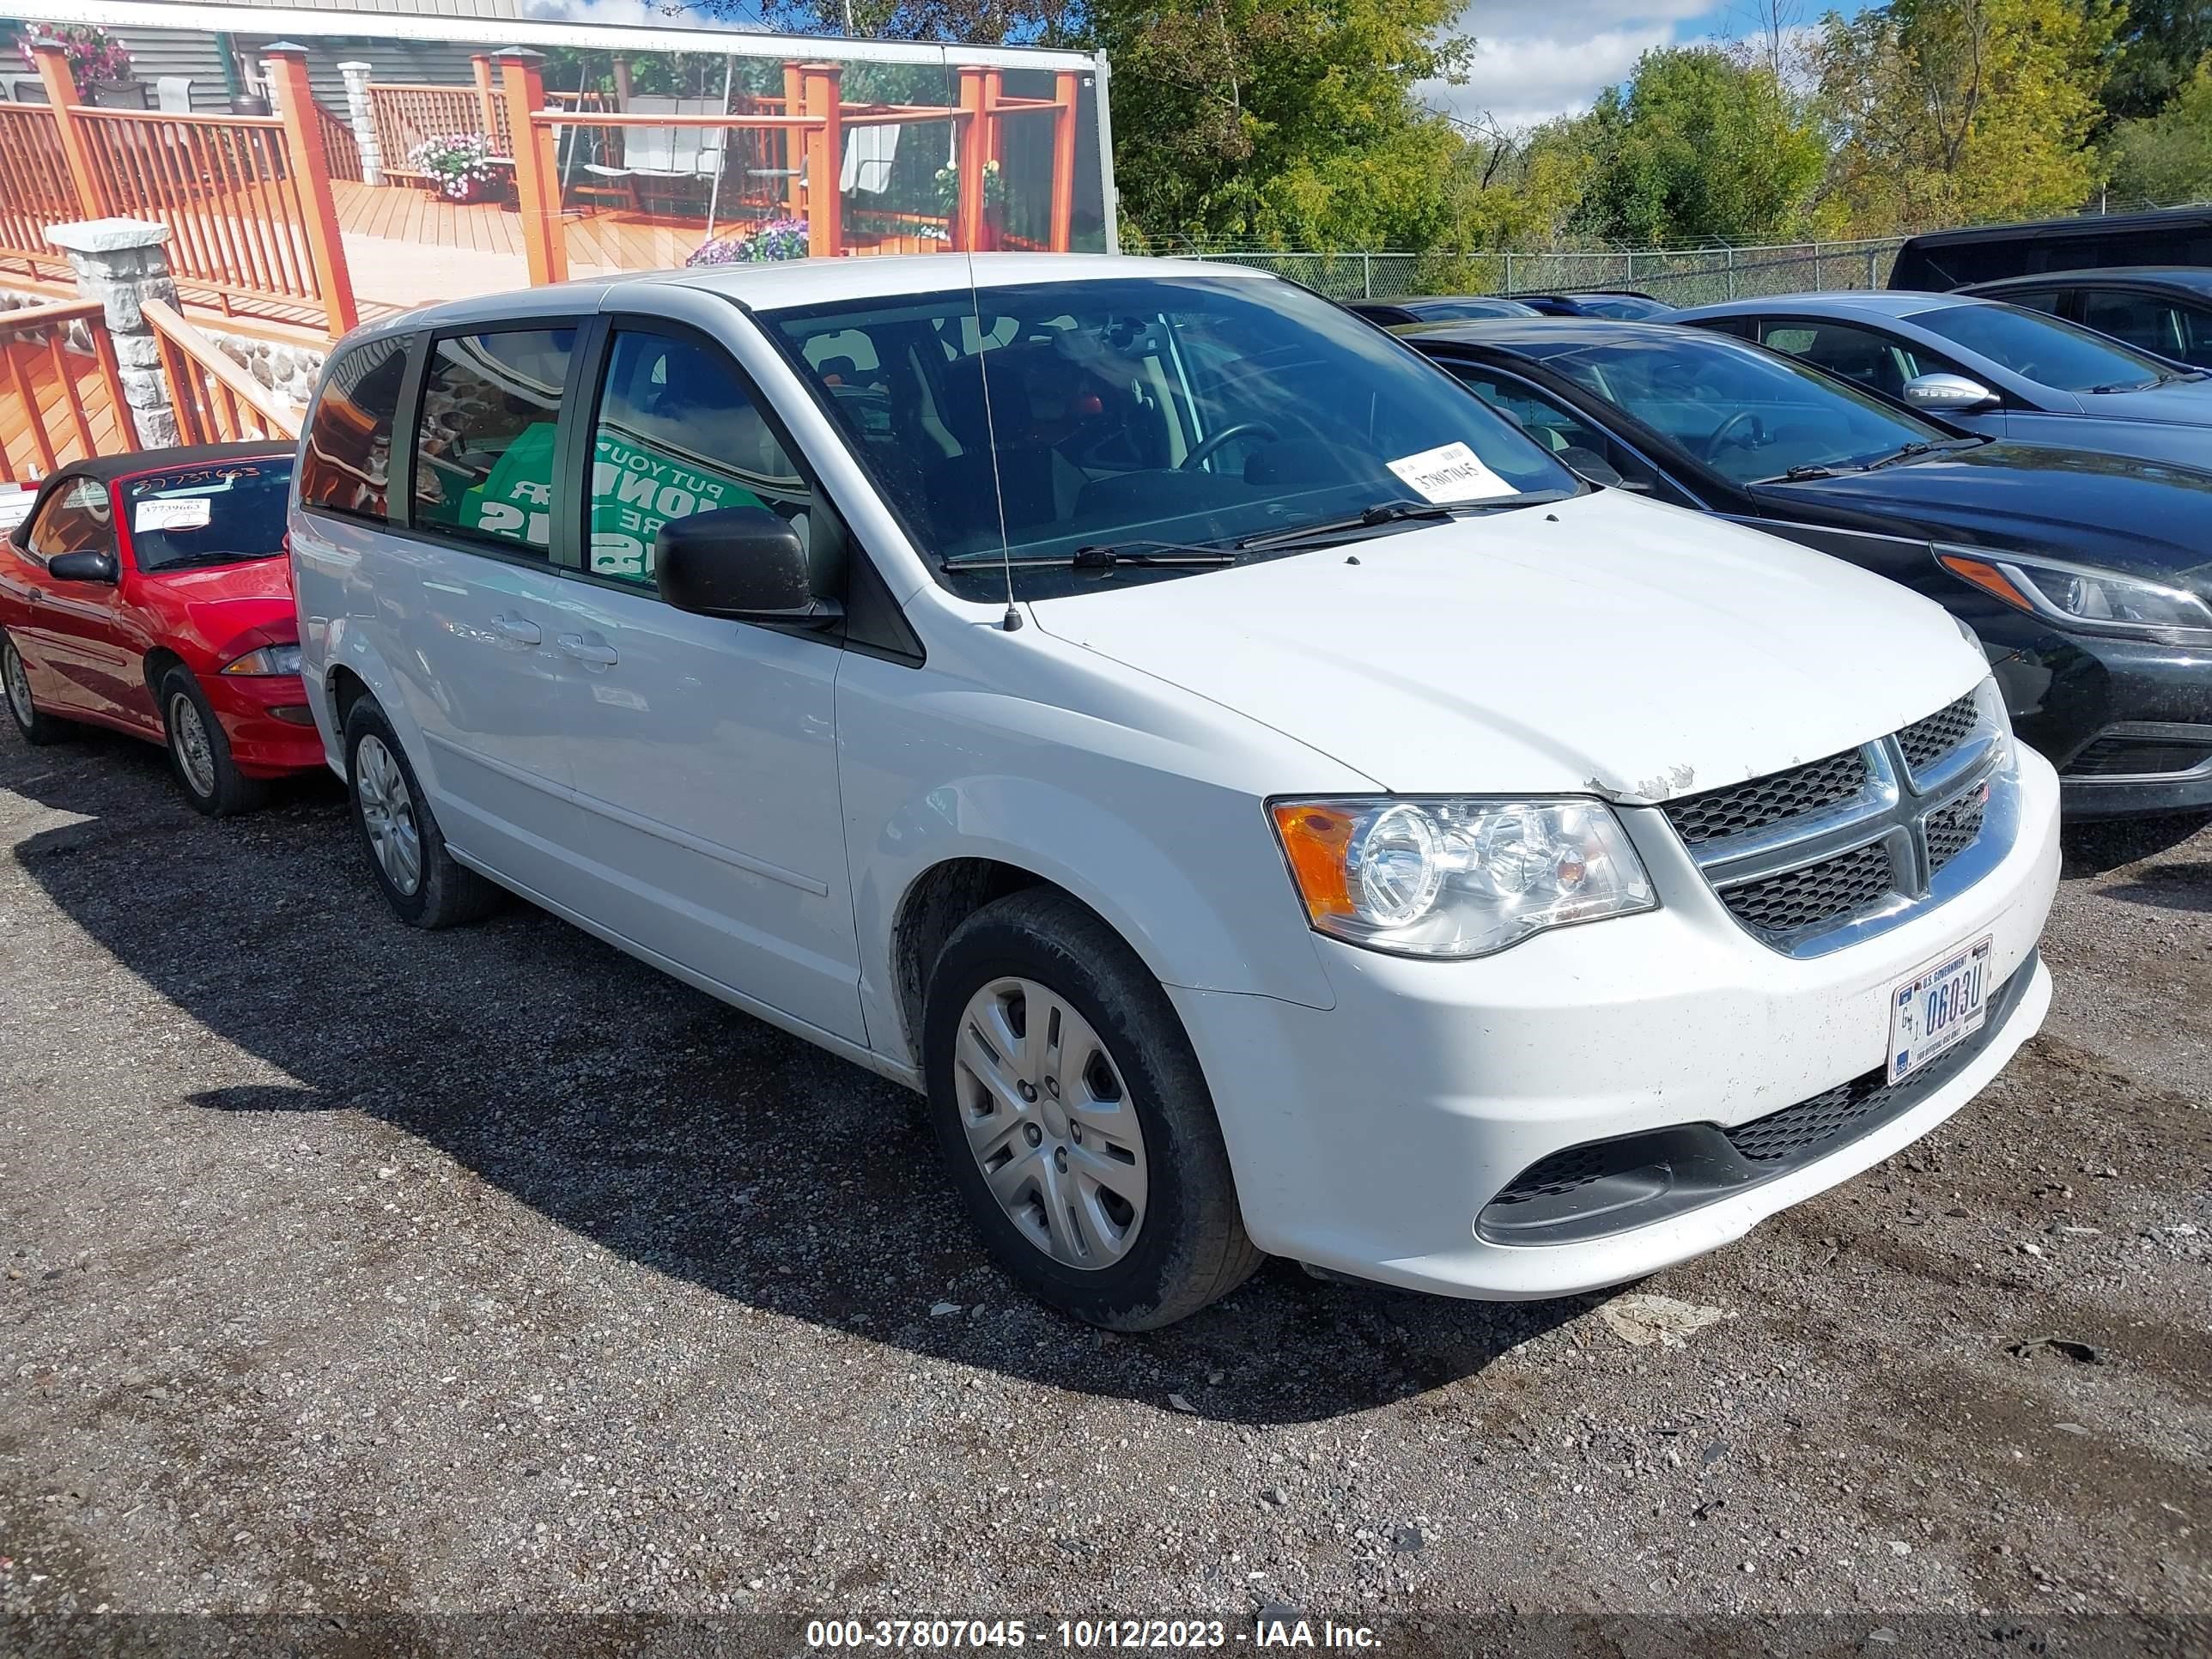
[[29, 477, 115, 559], [412, 328, 575, 556], [299, 337, 407, 521]]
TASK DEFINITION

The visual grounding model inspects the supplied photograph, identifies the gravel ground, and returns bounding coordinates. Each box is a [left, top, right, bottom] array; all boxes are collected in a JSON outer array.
[[0, 724, 2207, 1639]]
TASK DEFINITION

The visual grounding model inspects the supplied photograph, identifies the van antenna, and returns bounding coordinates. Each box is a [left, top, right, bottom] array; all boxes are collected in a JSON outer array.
[[963, 240, 1022, 631]]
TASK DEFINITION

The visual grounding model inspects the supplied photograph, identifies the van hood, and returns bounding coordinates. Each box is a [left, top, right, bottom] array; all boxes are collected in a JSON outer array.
[[1029, 489, 1986, 803]]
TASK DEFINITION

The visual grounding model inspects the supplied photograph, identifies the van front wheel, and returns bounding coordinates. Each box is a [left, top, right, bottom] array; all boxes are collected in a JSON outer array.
[[922, 888, 1261, 1329]]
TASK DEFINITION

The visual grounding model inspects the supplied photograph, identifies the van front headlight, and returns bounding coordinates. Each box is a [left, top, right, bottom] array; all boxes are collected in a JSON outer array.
[[1269, 797, 1656, 959]]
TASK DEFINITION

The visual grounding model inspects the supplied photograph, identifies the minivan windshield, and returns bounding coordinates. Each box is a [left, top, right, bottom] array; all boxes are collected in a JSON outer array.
[[763, 276, 1579, 597], [1913, 301, 2186, 392], [124, 458, 293, 572], [1529, 333, 1962, 485]]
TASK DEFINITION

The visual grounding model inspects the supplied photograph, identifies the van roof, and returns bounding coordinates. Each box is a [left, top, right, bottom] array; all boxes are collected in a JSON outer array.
[[343, 254, 1269, 347], [1897, 205, 2212, 250]]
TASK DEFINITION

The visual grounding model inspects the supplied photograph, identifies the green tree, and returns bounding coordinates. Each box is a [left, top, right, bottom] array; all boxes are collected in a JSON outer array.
[[2102, 0, 2212, 122], [1092, 0, 1470, 247], [2106, 52, 2212, 200], [1565, 47, 1826, 245], [1814, 0, 2121, 232]]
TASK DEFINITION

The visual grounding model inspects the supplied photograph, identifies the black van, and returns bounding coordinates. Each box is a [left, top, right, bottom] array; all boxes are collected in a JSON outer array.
[[1889, 206, 2212, 292]]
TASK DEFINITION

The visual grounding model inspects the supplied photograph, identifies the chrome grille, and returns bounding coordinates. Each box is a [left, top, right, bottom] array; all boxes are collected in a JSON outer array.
[[1898, 694, 1978, 776], [1720, 842, 1893, 933], [1663, 749, 1867, 846], [1665, 688, 2010, 957], [1926, 787, 1986, 873]]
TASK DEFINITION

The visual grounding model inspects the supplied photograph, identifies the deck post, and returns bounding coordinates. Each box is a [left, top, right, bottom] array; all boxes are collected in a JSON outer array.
[[955, 65, 988, 252], [496, 49, 566, 289], [471, 54, 501, 155], [1049, 71, 1079, 253], [800, 63, 842, 259], [264, 46, 358, 340], [48, 218, 180, 448], [339, 63, 382, 187], [28, 39, 106, 222], [781, 62, 805, 219]]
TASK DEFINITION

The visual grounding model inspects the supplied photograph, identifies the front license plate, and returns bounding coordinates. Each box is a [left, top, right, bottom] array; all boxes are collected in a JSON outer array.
[[1887, 934, 1995, 1085]]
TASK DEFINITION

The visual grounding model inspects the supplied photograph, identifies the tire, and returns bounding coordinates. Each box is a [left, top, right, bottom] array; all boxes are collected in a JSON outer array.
[[343, 696, 503, 929], [922, 887, 1262, 1329], [2, 629, 73, 746], [159, 665, 268, 817]]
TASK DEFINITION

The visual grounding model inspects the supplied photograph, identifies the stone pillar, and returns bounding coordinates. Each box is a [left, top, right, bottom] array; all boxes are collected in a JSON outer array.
[[340, 62, 382, 186], [46, 218, 180, 449]]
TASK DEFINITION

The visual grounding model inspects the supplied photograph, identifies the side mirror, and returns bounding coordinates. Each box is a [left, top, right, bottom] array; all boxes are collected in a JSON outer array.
[[1554, 446, 1629, 489], [1901, 373, 1999, 413], [654, 507, 842, 629], [46, 548, 117, 584]]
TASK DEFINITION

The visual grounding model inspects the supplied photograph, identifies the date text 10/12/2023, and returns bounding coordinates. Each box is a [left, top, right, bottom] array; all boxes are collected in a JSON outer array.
[[803, 1620, 1384, 1650]]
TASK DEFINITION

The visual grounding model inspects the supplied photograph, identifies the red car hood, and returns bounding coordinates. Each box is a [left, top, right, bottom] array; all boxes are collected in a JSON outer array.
[[143, 555, 297, 657]]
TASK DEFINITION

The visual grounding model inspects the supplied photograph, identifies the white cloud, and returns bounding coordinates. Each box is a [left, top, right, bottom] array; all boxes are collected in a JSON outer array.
[[1425, 0, 1786, 131]]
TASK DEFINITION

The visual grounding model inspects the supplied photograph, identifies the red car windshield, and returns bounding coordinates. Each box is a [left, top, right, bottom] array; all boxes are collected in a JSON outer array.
[[124, 458, 293, 572]]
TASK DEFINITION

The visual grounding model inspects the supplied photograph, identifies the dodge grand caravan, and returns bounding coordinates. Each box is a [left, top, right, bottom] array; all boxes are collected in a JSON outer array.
[[289, 255, 2061, 1329]]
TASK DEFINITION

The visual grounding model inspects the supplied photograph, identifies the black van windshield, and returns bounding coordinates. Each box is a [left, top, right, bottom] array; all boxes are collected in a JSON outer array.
[[763, 276, 1578, 598]]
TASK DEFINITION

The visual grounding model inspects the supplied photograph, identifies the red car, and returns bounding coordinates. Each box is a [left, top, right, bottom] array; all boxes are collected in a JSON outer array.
[[0, 442, 319, 816]]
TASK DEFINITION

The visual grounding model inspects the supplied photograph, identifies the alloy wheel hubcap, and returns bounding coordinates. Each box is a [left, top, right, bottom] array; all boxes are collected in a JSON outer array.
[[3, 643, 31, 726], [953, 976, 1148, 1271], [354, 734, 422, 896], [168, 692, 216, 798]]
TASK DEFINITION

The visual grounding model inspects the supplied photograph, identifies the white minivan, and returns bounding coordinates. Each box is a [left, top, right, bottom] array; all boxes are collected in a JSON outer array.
[[289, 255, 2060, 1328]]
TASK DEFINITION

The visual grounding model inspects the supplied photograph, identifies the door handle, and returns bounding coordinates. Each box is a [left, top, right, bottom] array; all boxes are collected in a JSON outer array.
[[489, 612, 542, 647], [27, 586, 44, 605], [556, 633, 618, 668]]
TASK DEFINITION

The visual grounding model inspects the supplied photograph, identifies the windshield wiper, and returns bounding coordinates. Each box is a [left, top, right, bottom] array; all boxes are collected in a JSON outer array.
[[1236, 492, 1571, 552], [2087, 379, 2160, 394], [941, 538, 1236, 572], [1763, 463, 1841, 483]]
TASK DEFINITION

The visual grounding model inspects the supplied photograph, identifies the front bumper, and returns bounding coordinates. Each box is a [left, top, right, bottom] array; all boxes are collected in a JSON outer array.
[[1986, 623, 2212, 819], [1170, 746, 2062, 1300], [206, 672, 326, 777]]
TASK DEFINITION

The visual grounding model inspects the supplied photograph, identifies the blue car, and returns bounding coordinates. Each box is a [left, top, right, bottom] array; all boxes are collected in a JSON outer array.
[[1957, 268, 2212, 373], [1672, 290, 2212, 468]]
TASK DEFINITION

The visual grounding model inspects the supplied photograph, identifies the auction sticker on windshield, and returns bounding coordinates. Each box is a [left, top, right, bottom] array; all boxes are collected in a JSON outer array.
[[1386, 441, 1516, 503], [1887, 934, 1993, 1085]]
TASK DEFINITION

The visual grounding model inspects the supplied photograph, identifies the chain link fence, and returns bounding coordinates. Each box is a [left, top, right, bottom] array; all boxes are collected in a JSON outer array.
[[1189, 238, 1909, 304]]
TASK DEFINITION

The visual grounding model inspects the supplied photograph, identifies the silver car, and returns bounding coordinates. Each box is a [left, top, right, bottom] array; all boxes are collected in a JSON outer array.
[[1674, 290, 2212, 468]]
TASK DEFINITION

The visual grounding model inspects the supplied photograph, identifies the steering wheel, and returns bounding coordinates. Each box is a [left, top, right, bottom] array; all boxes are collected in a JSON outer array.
[[1180, 421, 1279, 471], [1702, 409, 1765, 459]]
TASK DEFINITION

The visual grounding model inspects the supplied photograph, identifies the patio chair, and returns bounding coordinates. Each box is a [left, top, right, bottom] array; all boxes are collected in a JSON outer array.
[[840, 124, 900, 195], [156, 77, 194, 114], [582, 95, 725, 213]]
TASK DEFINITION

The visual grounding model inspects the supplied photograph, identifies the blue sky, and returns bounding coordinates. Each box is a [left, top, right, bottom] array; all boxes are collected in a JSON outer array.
[[1425, 0, 1862, 131], [546, 0, 1856, 134]]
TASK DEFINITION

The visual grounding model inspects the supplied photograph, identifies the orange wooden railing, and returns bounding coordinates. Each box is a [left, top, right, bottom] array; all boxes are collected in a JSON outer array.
[[0, 106, 84, 280], [0, 297, 129, 482], [74, 110, 325, 313], [317, 99, 365, 184], [16, 40, 355, 339], [144, 297, 303, 446], [368, 82, 514, 174]]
